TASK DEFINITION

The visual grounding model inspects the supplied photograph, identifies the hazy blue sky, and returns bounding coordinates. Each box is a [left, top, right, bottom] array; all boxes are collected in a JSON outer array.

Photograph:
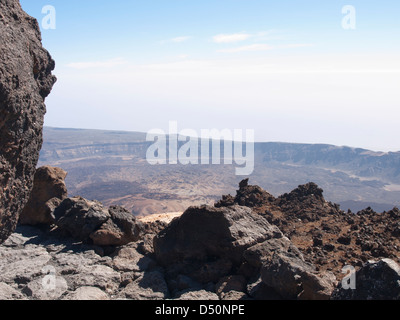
[[20, 1, 400, 151]]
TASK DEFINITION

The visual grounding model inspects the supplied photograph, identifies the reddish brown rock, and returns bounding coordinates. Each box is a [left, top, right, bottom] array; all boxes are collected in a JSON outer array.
[[19, 166, 68, 226]]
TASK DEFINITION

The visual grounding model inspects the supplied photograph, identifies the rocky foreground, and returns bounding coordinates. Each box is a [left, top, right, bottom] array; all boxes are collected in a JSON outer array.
[[1, 0, 399, 301], [0, 169, 399, 300]]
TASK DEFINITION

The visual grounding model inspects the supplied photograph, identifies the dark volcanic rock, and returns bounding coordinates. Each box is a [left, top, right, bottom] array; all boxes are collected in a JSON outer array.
[[278, 182, 324, 203], [0, 0, 56, 243], [215, 275, 247, 298], [90, 206, 143, 246], [274, 182, 342, 222], [54, 197, 110, 241], [19, 166, 67, 226], [153, 205, 282, 283], [215, 179, 275, 208], [245, 237, 336, 300], [54, 198, 144, 247], [260, 249, 336, 300], [332, 259, 400, 300], [244, 237, 302, 269], [215, 180, 400, 281]]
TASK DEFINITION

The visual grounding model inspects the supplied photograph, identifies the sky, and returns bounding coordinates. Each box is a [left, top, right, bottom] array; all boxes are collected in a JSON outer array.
[[20, 0, 400, 152]]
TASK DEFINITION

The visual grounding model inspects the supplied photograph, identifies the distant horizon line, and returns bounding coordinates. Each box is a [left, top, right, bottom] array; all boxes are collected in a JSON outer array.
[[43, 126, 399, 154]]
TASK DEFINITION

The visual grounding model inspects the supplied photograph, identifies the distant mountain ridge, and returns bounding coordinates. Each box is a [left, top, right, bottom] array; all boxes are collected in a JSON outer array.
[[257, 142, 400, 182], [39, 127, 400, 215]]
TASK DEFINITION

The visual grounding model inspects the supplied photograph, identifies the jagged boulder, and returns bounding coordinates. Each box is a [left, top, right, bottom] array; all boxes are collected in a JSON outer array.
[[19, 166, 68, 226], [90, 206, 143, 246], [54, 197, 110, 241], [244, 237, 303, 269], [260, 248, 336, 300], [0, 0, 56, 243], [331, 259, 400, 300], [54, 198, 144, 246], [153, 205, 283, 283], [244, 237, 336, 300]]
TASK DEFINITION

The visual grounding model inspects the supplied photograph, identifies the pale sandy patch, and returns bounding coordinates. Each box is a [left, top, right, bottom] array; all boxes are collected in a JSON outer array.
[[138, 212, 183, 224]]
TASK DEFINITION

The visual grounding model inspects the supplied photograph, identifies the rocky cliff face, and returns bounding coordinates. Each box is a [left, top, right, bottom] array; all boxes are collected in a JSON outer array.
[[0, 0, 56, 243]]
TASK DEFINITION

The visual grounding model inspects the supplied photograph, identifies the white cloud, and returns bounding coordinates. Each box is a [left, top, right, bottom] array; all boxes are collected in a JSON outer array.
[[217, 43, 274, 53], [66, 58, 126, 70], [161, 36, 192, 44], [212, 30, 281, 43], [212, 33, 252, 43]]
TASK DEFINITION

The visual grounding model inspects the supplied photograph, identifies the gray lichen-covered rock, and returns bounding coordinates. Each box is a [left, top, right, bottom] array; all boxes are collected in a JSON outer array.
[[111, 244, 155, 272], [175, 290, 219, 301], [0, 0, 56, 243], [0, 282, 26, 300], [118, 270, 170, 300], [62, 287, 110, 301], [0, 225, 118, 300]]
